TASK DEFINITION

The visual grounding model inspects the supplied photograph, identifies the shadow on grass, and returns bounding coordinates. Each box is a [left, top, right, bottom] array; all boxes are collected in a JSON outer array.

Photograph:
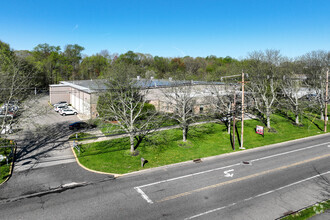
[[304, 115, 323, 131], [79, 138, 130, 157], [276, 109, 295, 124], [189, 123, 216, 139]]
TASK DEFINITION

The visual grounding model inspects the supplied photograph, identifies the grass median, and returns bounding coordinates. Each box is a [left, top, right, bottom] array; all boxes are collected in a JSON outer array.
[[74, 113, 326, 174]]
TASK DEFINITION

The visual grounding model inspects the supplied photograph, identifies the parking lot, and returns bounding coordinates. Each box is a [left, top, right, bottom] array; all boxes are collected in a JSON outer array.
[[13, 95, 80, 132]]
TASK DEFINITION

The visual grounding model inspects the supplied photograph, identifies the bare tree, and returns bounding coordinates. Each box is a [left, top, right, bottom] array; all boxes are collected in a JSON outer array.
[[246, 50, 283, 129], [207, 83, 235, 134], [97, 64, 158, 154], [0, 56, 35, 135], [279, 60, 306, 125], [301, 50, 330, 120], [162, 82, 199, 142]]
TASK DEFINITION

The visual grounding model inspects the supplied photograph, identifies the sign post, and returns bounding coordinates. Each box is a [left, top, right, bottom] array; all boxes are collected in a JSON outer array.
[[256, 125, 264, 137]]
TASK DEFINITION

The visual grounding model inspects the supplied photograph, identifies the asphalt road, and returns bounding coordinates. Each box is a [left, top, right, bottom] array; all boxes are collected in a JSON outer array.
[[1, 129, 329, 219]]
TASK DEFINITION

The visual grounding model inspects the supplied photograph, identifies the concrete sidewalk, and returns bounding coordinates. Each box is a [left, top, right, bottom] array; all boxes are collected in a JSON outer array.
[[78, 113, 257, 145]]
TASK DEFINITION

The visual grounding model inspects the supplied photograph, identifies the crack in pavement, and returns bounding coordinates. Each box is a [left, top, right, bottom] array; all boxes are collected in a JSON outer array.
[[0, 176, 116, 204]]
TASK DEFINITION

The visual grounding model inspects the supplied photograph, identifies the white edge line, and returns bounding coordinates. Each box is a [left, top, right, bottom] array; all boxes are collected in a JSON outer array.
[[137, 142, 330, 189], [185, 170, 330, 220], [134, 187, 154, 204], [250, 141, 330, 163], [185, 203, 237, 220]]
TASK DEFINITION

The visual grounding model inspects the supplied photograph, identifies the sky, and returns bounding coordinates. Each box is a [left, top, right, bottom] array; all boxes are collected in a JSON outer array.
[[0, 0, 329, 59]]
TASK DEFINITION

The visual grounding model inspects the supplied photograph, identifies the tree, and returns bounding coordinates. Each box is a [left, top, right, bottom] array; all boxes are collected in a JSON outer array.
[[80, 54, 110, 79], [245, 50, 283, 129], [117, 51, 139, 65], [31, 43, 62, 85], [207, 83, 235, 134], [63, 44, 85, 79], [162, 82, 198, 142], [97, 64, 158, 154], [183, 57, 207, 79], [279, 60, 306, 124], [153, 56, 170, 78], [301, 50, 330, 120], [0, 41, 37, 134]]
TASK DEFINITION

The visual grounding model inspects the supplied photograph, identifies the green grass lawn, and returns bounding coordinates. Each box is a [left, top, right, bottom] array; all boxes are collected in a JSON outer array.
[[98, 117, 180, 135], [281, 200, 330, 220], [75, 113, 326, 174], [0, 138, 14, 184]]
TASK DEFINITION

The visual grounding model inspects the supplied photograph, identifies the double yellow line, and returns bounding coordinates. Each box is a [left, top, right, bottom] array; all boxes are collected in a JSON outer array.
[[157, 154, 330, 203]]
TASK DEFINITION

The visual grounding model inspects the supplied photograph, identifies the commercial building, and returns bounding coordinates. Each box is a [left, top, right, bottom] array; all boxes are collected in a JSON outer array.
[[49, 79, 229, 119]]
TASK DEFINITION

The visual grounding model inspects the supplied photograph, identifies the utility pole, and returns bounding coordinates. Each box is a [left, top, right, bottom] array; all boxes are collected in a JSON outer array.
[[240, 71, 246, 149], [325, 68, 329, 133], [232, 88, 236, 150]]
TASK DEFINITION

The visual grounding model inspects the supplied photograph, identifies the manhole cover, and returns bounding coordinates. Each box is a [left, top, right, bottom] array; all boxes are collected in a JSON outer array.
[[241, 161, 251, 165]]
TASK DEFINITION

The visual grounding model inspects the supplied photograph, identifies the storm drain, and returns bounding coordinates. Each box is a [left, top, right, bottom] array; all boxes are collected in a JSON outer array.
[[241, 161, 252, 165], [193, 158, 202, 163]]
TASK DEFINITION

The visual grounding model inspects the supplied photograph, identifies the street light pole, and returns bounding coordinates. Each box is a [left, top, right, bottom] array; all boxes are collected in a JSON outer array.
[[325, 68, 329, 133], [232, 88, 236, 150], [240, 70, 246, 149]]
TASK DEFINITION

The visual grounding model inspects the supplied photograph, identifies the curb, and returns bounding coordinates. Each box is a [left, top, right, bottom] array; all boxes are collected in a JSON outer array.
[[0, 142, 17, 187], [70, 143, 122, 178], [70, 132, 330, 178], [121, 132, 330, 177], [276, 199, 330, 219]]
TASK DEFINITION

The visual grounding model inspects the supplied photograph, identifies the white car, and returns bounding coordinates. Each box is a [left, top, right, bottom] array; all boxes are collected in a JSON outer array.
[[53, 101, 68, 107], [60, 108, 78, 116], [54, 103, 68, 112]]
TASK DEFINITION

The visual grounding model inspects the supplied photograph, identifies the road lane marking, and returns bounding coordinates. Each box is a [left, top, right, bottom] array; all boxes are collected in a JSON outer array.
[[157, 154, 330, 203], [137, 163, 241, 189], [250, 141, 330, 163], [136, 141, 330, 189], [224, 169, 234, 177], [134, 187, 154, 204], [185, 170, 330, 219]]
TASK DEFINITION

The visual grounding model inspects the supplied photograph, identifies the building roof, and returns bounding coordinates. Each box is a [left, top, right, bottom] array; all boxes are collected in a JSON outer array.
[[52, 78, 225, 94], [57, 79, 108, 93]]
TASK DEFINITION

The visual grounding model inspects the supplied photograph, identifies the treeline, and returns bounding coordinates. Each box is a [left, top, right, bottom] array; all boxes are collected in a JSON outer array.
[[0, 40, 329, 101], [2, 41, 240, 87]]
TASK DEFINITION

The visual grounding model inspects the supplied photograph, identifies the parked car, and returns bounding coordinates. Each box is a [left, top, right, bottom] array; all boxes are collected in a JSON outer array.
[[0, 105, 17, 118], [54, 104, 68, 112], [58, 106, 73, 114], [3, 103, 19, 111], [61, 108, 78, 116], [69, 121, 96, 130], [53, 101, 68, 107]]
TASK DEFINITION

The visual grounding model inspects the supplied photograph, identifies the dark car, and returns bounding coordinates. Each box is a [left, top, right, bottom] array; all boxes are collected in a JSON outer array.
[[69, 121, 96, 130]]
